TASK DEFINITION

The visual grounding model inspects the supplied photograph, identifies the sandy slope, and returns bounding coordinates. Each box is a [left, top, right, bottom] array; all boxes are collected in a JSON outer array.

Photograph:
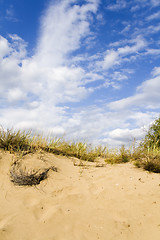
[[0, 150, 160, 240]]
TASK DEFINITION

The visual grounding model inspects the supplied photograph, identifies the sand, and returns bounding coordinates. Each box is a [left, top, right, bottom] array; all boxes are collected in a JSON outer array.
[[0, 150, 160, 240]]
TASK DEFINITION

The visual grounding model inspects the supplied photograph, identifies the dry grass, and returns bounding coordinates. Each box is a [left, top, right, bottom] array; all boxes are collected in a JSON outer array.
[[0, 128, 96, 161], [10, 161, 58, 186], [0, 125, 160, 174], [0, 127, 31, 152]]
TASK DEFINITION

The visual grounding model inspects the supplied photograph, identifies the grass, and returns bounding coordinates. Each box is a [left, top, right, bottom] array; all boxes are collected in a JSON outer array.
[[104, 145, 131, 164], [0, 127, 96, 161], [0, 127, 31, 152], [10, 161, 58, 186], [132, 146, 160, 173], [0, 125, 160, 178]]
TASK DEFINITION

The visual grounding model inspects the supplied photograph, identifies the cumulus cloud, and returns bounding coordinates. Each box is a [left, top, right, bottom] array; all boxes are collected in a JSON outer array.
[[0, 0, 99, 105], [0, 0, 159, 147], [108, 128, 145, 142], [109, 70, 160, 110], [36, 0, 98, 67], [0, 0, 99, 133]]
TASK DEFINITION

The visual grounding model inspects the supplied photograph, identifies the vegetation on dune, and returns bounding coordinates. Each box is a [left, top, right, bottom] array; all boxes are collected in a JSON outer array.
[[0, 127, 97, 161], [132, 117, 160, 173], [0, 127, 31, 152], [142, 117, 160, 150], [105, 145, 131, 164], [10, 163, 58, 186], [0, 116, 160, 186]]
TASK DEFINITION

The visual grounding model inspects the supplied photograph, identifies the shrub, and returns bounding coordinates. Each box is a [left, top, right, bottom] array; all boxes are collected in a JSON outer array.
[[133, 150, 160, 173], [133, 116, 160, 173], [142, 117, 160, 150]]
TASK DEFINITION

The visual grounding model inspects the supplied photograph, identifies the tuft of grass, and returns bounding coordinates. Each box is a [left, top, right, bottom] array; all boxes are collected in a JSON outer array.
[[0, 127, 31, 152], [93, 145, 108, 158], [105, 145, 131, 164], [10, 161, 58, 186]]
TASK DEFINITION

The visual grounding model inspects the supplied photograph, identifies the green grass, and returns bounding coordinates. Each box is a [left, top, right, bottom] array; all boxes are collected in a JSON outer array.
[[132, 116, 160, 173]]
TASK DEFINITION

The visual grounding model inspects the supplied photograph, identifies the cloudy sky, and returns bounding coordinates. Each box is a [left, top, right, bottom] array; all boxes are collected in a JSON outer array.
[[0, 0, 160, 146]]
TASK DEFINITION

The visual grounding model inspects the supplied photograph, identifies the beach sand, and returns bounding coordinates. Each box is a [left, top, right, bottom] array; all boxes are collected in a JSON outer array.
[[0, 150, 160, 240]]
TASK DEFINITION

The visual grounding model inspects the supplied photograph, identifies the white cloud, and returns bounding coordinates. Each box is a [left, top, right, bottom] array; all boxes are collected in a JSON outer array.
[[36, 0, 98, 67], [145, 48, 160, 55], [109, 72, 160, 110], [117, 36, 146, 55], [0, 0, 99, 136], [150, 0, 160, 7], [0, 0, 159, 148], [134, 0, 160, 8], [5, 5, 18, 22], [7, 88, 26, 103], [0, 0, 99, 106], [0, 35, 25, 95], [99, 36, 146, 70], [146, 10, 160, 21], [107, 0, 127, 11], [102, 50, 119, 69], [151, 66, 160, 76], [0, 36, 11, 58], [146, 25, 160, 35], [110, 71, 128, 81], [108, 128, 145, 142]]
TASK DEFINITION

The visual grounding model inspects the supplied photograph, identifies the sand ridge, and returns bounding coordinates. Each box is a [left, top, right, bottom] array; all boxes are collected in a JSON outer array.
[[0, 150, 160, 240]]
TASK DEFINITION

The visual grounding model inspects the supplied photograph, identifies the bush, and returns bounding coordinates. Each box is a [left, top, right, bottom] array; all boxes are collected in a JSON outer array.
[[133, 150, 160, 173], [142, 117, 160, 150], [133, 117, 160, 173]]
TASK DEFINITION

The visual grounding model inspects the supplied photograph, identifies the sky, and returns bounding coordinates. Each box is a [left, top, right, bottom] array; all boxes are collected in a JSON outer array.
[[0, 0, 160, 147]]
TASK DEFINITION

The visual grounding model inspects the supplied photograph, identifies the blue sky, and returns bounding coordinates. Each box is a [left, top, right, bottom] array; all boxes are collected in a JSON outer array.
[[0, 0, 160, 146]]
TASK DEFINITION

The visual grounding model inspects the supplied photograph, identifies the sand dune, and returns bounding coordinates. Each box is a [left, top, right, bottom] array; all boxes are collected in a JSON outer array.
[[0, 150, 160, 240]]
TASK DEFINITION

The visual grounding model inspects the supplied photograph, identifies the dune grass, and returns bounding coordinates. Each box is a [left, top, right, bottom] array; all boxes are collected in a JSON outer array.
[[0, 127, 31, 152], [104, 145, 131, 164], [0, 117, 160, 175], [0, 127, 97, 161]]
